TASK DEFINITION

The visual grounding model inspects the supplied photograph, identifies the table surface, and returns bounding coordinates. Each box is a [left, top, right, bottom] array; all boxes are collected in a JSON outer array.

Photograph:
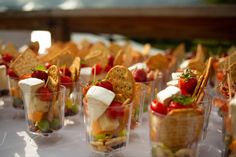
[[0, 96, 224, 157]]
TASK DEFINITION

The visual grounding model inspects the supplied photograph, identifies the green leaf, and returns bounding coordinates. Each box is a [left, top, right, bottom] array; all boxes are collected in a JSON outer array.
[[173, 95, 194, 105], [35, 65, 46, 71]]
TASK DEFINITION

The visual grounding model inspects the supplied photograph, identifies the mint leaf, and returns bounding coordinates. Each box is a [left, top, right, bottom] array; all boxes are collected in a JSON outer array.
[[35, 65, 46, 71], [173, 95, 194, 105]]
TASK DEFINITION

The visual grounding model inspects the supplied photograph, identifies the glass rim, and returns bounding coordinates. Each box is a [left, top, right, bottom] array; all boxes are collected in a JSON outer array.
[[149, 106, 204, 118], [21, 85, 66, 95]]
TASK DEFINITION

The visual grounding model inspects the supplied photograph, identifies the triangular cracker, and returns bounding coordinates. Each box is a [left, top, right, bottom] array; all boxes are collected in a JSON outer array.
[[10, 49, 43, 76]]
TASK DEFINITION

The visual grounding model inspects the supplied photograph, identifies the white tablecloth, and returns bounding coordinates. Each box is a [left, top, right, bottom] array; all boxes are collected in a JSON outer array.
[[0, 97, 224, 157]]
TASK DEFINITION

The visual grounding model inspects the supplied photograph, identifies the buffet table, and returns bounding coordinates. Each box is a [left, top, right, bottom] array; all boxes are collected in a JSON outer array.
[[0, 97, 224, 157]]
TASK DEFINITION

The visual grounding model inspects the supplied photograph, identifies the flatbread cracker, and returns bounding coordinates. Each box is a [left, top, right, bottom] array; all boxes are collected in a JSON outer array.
[[105, 66, 135, 103], [84, 43, 109, 68], [113, 50, 124, 66], [10, 49, 43, 76], [145, 54, 168, 71], [70, 57, 81, 81], [195, 57, 213, 103]]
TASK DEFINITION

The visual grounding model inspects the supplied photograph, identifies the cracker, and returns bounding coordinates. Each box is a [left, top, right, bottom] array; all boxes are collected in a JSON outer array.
[[195, 44, 206, 63], [84, 43, 108, 68], [105, 66, 135, 103], [145, 54, 168, 71], [172, 43, 185, 64], [1, 43, 19, 58], [142, 43, 151, 56], [158, 108, 204, 150], [195, 57, 213, 103], [70, 57, 81, 82], [229, 62, 236, 83], [167, 108, 202, 117], [123, 44, 133, 67], [113, 50, 124, 66], [10, 49, 43, 76], [28, 41, 39, 53], [192, 75, 203, 97], [47, 65, 59, 92], [109, 43, 122, 56]]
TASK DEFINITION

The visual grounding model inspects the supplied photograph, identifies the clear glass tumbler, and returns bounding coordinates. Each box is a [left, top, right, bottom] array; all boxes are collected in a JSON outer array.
[[22, 85, 66, 136], [63, 81, 82, 117], [84, 99, 132, 155], [149, 108, 204, 157]]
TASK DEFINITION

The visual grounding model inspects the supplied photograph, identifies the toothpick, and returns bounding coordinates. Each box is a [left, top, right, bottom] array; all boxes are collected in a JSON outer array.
[[93, 65, 96, 83], [122, 98, 130, 107], [227, 58, 232, 99]]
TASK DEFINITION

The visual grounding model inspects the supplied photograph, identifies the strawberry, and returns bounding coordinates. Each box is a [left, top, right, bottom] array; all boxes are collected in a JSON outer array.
[[96, 80, 113, 91], [60, 67, 71, 77], [167, 96, 193, 113], [7, 68, 19, 79], [132, 69, 147, 82], [2, 53, 14, 63], [45, 62, 52, 69], [92, 64, 103, 75], [106, 101, 124, 119], [60, 76, 73, 88], [104, 64, 112, 72], [36, 86, 52, 101], [31, 70, 48, 82], [178, 69, 197, 95], [150, 99, 167, 115], [108, 55, 114, 67]]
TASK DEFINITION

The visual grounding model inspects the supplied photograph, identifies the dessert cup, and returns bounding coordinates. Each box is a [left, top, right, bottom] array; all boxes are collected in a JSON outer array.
[[131, 82, 145, 129], [22, 85, 66, 136], [83, 99, 132, 155], [149, 108, 204, 157], [8, 76, 24, 110], [63, 81, 82, 117]]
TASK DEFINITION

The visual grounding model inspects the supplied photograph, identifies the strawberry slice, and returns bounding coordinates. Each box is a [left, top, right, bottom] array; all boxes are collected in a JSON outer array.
[[31, 70, 48, 82], [7, 68, 19, 79], [2, 53, 14, 63], [132, 69, 147, 82], [167, 96, 193, 113], [92, 64, 103, 75], [60, 76, 73, 88], [178, 69, 197, 95], [45, 62, 52, 69], [106, 101, 124, 119], [150, 99, 167, 115], [96, 80, 113, 91], [60, 67, 71, 77], [36, 86, 52, 101]]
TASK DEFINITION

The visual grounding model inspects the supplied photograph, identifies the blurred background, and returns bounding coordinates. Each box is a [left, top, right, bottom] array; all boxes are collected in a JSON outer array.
[[0, 0, 236, 54]]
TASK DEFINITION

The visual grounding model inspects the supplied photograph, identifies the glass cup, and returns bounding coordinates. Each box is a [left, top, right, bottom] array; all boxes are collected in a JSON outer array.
[[143, 72, 163, 113], [149, 108, 204, 157], [22, 85, 66, 136], [131, 82, 145, 129], [63, 81, 82, 117], [83, 99, 132, 155], [8, 76, 24, 110]]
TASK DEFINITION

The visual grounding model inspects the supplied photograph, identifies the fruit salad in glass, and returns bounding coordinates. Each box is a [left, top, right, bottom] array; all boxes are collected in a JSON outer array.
[[58, 62, 81, 117], [83, 66, 134, 154], [149, 67, 212, 157], [19, 65, 65, 135]]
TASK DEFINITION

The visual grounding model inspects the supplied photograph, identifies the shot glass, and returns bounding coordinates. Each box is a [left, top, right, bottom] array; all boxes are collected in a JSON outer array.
[[143, 72, 163, 113], [8, 76, 24, 110], [131, 82, 145, 129], [22, 85, 66, 136], [83, 99, 132, 155], [149, 108, 204, 157], [62, 81, 82, 117]]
